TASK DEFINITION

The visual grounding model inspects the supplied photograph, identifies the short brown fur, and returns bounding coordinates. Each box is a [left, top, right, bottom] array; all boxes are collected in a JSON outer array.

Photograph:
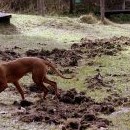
[[0, 57, 72, 100]]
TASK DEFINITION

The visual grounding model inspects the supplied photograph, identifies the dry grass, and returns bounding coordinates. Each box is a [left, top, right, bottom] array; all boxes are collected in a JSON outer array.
[[79, 13, 98, 24]]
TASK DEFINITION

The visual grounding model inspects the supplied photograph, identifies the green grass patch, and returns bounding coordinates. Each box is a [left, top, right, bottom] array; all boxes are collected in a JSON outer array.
[[109, 14, 130, 24]]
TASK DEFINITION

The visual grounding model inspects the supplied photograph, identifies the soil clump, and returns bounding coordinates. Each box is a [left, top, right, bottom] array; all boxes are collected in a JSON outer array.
[[17, 88, 113, 129]]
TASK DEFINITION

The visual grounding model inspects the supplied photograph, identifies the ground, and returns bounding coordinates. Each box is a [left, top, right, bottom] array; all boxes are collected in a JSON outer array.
[[0, 14, 130, 130]]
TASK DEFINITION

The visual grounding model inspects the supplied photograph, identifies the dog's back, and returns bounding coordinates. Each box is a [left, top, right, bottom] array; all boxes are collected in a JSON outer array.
[[1, 57, 46, 83]]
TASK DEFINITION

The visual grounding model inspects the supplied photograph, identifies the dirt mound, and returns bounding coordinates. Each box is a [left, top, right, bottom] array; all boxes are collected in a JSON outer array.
[[71, 36, 130, 58], [17, 88, 113, 129], [85, 70, 113, 89], [0, 37, 129, 65], [26, 48, 82, 67], [25, 36, 130, 67], [103, 93, 130, 107], [0, 49, 21, 61], [1, 36, 130, 129]]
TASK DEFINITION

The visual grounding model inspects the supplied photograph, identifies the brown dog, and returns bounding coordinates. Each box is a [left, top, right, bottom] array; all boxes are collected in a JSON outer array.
[[0, 57, 72, 100]]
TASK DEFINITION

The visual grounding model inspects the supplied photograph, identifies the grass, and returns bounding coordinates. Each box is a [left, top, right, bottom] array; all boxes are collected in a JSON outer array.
[[79, 13, 98, 24], [101, 111, 130, 130], [1, 13, 130, 129], [109, 14, 130, 24]]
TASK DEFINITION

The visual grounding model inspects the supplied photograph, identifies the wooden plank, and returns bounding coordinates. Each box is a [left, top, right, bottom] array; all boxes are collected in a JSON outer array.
[[0, 12, 11, 18], [0, 12, 12, 24], [105, 9, 130, 16], [105, 9, 130, 13]]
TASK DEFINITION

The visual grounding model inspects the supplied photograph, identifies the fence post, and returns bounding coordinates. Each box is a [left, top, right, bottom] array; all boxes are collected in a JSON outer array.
[[122, 0, 125, 10]]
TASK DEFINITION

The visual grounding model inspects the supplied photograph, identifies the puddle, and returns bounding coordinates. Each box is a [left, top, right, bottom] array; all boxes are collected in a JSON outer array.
[[111, 107, 130, 116]]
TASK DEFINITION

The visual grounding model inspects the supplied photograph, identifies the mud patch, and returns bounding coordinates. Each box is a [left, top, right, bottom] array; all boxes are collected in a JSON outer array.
[[25, 36, 130, 67], [0, 49, 21, 61], [103, 93, 130, 107], [26, 48, 81, 67], [0, 36, 129, 65], [16, 88, 113, 129], [1, 36, 130, 129], [85, 70, 113, 89], [20, 100, 33, 107], [72, 36, 130, 58]]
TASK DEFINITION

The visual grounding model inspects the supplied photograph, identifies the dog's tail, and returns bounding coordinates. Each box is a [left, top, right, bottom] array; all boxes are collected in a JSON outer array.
[[44, 60, 73, 79]]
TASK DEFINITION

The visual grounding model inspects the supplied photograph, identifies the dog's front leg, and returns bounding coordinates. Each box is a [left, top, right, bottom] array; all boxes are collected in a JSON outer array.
[[13, 81, 25, 100]]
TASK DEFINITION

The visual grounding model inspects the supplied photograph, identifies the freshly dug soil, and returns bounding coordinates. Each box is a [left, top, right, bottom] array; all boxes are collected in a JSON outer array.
[[0, 49, 20, 61], [103, 93, 130, 107], [26, 48, 81, 67], [1, 36, 130, 129], [85, 71, 113, 89], [15, 88, 114, 129], [0, 36, 130, 67], [25, 36, 130, 67], [71, 36, 130, 58]]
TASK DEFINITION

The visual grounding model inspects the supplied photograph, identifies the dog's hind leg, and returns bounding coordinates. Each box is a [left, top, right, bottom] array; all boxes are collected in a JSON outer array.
[[33, 81, 49, 99], [32, 72, 49, 99], [43, 77, 59, 97], [13, 81, 25, 100], [37, 83, 48, 99]]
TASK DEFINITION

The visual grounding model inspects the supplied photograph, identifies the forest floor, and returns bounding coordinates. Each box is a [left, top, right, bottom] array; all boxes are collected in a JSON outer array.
[[0, 14, 130, 130]]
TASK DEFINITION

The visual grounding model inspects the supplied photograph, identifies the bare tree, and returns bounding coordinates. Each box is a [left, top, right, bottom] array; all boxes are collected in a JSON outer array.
[[69, 0, 75, 14], [37, 0, 46, 15], [100, 0, 105, 23]]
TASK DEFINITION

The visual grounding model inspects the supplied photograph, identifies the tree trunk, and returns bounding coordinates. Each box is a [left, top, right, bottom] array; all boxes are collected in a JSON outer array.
[[69, 0, 75, 14], [100, 0, 105, 23], [37, 0, 46, 15]]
